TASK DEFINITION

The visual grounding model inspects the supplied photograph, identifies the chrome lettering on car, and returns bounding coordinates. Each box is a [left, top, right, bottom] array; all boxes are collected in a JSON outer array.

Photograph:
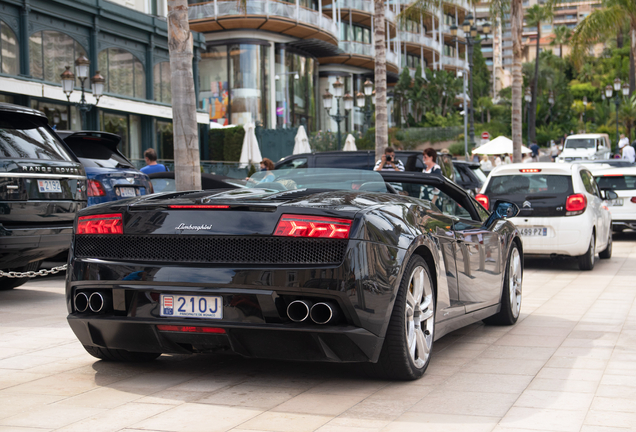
[[18, 165, 80, 175], [175, 223, 213, 231], [523, 200, 532, 208]]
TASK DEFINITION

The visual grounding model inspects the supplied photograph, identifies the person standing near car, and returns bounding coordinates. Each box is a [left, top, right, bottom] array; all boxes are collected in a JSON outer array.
[[622, 141, 635, 163], [374, 147, 405, 171], [619, 134, 629, 151], [140, 148, 168, 174], [422, 148, 442, 175]]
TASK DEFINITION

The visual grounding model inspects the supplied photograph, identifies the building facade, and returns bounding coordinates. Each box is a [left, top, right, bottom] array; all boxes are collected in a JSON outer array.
[[0, 0, 208, 161], [187, 0, 471, 134]]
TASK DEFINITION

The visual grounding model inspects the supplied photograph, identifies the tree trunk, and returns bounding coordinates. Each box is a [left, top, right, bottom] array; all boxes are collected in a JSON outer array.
[[167, 0, 201, 191], [559, 43, 562, 58], [529, 22, 540, 144], [630, 26, 635, 96], [511, 0, 523, 163], [617, 28, 624, 49], [374, 0, 387, 162]]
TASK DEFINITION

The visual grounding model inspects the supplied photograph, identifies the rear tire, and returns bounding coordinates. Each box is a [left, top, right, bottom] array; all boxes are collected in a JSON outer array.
[[599, 231, 612, 259], [0, 261, 41, 291], [83, 345, 161, 362], [484, 243, 522, 326], [364, 255, 435, 380], [578, 232, 595, 271]]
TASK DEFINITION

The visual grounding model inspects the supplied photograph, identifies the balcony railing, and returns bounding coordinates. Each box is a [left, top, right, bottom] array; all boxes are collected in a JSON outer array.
[[188, 0, 338, 39], [398, 31, 441, 51], [442, 55, 468, 69], [338, 41, 398, 66]]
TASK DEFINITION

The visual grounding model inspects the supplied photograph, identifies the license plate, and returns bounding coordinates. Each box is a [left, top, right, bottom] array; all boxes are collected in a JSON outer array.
[[37, 179, 62, 193], [160, 294, 222, 319], [608, 198, 624, 206], [519, 227, 548, 236], [119, 187, 136, 197]]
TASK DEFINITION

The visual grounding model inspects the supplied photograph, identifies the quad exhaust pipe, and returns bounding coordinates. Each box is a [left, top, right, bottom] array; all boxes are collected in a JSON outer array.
[[74, 291, 111, 314], [286, 300, 340, 325]]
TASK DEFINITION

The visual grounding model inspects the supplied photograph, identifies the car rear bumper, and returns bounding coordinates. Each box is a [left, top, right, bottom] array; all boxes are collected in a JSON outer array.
[[0, 226, 73, 269], [612, 220, 636, 230], [510, 215, 592, 257]]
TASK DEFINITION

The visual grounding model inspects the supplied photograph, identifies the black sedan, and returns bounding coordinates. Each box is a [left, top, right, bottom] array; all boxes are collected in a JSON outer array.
[[66, 168, 523, 380]]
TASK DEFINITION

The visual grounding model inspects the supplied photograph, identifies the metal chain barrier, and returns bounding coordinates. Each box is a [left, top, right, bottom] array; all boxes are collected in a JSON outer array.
[[0, 265, 67, 279]]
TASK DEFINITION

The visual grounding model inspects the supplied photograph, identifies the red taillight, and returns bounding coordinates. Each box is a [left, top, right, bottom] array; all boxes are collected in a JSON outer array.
[[168, 205, 230, 209], [565, 193, 587, 215], [520, 169, 541, 173], [156, 325, 226, 334], [274, 214, 352, 239], [475, 194, 489, 209], [631, 197, 636, 204], [77, 213, 123, 235], [87, 179, 106, 197]]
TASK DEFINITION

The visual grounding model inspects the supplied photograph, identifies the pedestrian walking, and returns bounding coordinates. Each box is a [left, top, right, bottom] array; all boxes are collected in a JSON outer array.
[[140, 148, 168, 174]]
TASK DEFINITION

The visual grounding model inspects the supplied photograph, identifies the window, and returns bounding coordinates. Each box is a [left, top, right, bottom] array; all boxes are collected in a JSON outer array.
[[341, 23, 371, 43], [29, 31, 86, 85], [0, 115, 73, 161], [98, 48, 146, 99], [153, 61, 171, 104], [200, 45, 229, 126], [0, 20, 19, 75], [99, 111, 142, 160], [580, 170, 598, 196]]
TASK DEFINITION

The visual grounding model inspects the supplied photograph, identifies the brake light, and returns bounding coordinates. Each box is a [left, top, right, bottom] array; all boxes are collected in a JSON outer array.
[[168, 205, 230, 209], [519, 169, 541, 173], [77, 213, 123, 235], [156, 325, 225, 334], [475, 194, 489, 209], [565, 194, 587, 215], [274, 214, 352, 239], [631, 197, 636, 204], [87, 179, 106, 197], [602, 174, 623, 177]]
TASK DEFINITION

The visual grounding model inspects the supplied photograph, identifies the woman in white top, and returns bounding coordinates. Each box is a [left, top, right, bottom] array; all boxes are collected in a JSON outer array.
[[480, 155, 493, 172], [422, 148, 442, 175]]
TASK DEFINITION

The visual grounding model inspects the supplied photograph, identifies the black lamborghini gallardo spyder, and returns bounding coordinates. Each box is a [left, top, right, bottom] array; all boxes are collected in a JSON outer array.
[[66, 168, 523, 380]]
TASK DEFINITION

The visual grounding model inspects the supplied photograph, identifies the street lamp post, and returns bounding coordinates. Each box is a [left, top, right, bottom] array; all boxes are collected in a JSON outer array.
[[60, 55, 104, 129], [356, 79, 374, 133], [524, 87, 532, 147], [607, 78, 630, 146], [450, 14, 491, 152], [323, 77, 352, 151]]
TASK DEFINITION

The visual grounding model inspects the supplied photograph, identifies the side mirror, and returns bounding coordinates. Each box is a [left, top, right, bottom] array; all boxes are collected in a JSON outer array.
[[484, 200, 520, 227], [602, 189, 618, 200]]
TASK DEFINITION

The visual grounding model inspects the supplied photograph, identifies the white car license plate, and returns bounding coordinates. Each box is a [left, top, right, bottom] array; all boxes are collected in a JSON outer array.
[[37, 179, 62, 193], [160, 294, 222, 319], [119, 187, 136, 197], [608, 198, 624, 206], [520, 227, 548, 236]]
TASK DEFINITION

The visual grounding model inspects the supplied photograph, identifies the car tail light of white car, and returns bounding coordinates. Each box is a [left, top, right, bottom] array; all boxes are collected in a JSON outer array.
[[565, 194, 587, 216]]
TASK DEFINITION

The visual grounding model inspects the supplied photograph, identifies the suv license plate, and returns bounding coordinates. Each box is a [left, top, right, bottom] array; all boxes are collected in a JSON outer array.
[[119, 187, 136, 197], [37, 179, 62, 193], [520, 227, 548, 236], [160, 295, 222, 319]]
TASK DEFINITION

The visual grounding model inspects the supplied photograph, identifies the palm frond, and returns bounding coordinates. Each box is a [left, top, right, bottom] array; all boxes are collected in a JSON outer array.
[[570, 4, 628, 67], [399, 0, 439, 25]]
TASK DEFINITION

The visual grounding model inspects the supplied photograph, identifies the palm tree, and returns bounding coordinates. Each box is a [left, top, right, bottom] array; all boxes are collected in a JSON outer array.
[[168, 0, 201, 191], [525, 3, 554, 144], [550, 25, 572, 58], [374, 0, 388, 163], [571, 0, 636, 95]]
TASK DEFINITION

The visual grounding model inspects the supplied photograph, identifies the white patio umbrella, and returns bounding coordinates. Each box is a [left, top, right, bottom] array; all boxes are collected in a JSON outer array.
[[471, 136, 532, 155], [239, 122, 262, 168], [343, 134, 357, 151], [293, 125, 312, 154]]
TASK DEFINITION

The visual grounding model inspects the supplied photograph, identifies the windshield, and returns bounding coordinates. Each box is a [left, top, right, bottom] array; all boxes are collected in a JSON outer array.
[[596, 175, 636, 191], [565, 138, 596, 150], [486, 174, 573, 195], [0, 116, 74, 161], [247, 168, 386, 192], [66, 142, 134, 168]]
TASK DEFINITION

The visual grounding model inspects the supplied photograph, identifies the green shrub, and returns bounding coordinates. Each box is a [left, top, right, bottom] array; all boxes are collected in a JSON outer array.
[[447, 141, 468, 156], [209, 129, 226, 160], [223, 126, 245, 162]]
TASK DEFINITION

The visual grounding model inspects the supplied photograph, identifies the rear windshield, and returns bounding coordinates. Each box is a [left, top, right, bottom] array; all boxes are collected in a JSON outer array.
[[596, 175, 636, 191], [486, 174, 573, 195], [0, 117, 74, 161], [470, 166, 488, 182], [565, 138, 595, 149], [66, 142, 134, 168]]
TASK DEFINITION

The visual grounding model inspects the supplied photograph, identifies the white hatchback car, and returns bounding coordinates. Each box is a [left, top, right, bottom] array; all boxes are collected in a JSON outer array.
[[476, 163, 614, 270], [591, 167, 636, 232]]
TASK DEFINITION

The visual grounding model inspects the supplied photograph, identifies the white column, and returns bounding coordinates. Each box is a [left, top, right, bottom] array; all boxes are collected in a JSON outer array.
[[296, 0, 299, 22], [214, 0, 218, 19], [270, 43, 276, 129], [438, 0, 443, 70]]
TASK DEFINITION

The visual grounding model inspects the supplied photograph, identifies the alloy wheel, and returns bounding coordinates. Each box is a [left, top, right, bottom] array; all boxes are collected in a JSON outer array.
[[404, 266, 434, 368], [508, 247, 522, 319]]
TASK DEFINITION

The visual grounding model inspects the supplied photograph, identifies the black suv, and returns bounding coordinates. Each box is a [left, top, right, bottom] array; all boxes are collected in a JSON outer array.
[[0, 103, 87, 290], [274, 150, 454, 180]]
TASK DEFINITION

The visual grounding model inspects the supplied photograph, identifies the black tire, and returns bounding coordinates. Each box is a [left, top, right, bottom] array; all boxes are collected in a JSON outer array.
[[599, 230, 612, 259], [578, 232, 596, 271], [83, 345, 161, 362], [0, 261, 41, 291], [364, 255, 435, 380], [484, 243, 522, 326]]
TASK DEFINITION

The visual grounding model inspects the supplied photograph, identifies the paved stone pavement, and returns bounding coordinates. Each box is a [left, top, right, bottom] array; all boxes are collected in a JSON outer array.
[[1, 233, 636, 432]]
